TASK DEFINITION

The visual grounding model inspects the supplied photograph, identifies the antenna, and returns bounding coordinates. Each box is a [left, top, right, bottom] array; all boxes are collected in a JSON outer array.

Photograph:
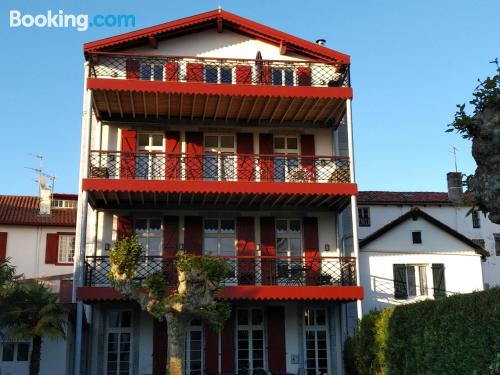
[[25, 154, 56, 215], [449, 144, 458, 173]]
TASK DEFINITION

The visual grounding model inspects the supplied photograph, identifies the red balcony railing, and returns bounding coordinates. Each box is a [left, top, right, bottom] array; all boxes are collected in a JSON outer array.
[[88, 151, 351, 184], [84, 255, 357, 287], [88, 52, 350, 88]]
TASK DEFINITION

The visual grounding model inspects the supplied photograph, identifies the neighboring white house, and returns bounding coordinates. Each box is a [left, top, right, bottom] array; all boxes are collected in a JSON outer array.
[[0, 193, 76, 375], [358, 207, 486, 313]]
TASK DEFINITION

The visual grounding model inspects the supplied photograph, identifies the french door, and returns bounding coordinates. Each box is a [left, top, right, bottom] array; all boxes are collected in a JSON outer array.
[[303, 308, 330, 375], [276, 219, 303, 284], [136, 133, 164, 179], [203, 134, 236, 181], [273, 136, 300, 182], [105, 311, 132, 375], [236, 308, 265, 372], [135, 218, 162, 271], [185, 320, 203, 375]]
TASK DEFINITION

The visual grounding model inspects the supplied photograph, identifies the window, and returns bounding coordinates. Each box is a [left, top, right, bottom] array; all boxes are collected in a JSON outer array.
[[358, 207, 370, 227], [203, 134, 236, 181], [495, 235, 500, 256], [271, 68, 294, 86], [140, 63, 163, 81], [185, 320, 202, 375], [393, 264, 428, 299], [276, 219, 302, 280], [472, 211, 481, 228], [273, 136, 299, 182], [304, 308, 329, 375], [136, 133, 165, 179], [1, 342, 30, 362], [106, 311, 132, 375], [135, 218, 162, 257], [51, 200, 77, 208], [58, 234, 75, 264], [412, 231, 422, 244], [204, 65, 232, 84], [237, 308, 265, 372], [203, 219, 236, 256]]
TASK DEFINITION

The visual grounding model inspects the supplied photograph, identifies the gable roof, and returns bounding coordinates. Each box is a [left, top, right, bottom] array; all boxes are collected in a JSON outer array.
[[359, 207, 488, 256], [357, 191, 474, 206], [0, 194, 77, 227], [83, 9, 350, 63]]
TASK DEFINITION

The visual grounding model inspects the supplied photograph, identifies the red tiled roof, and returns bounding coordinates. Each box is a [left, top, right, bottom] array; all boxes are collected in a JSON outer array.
[[0, 194, 77, 227], [358, 191, 454, 205]]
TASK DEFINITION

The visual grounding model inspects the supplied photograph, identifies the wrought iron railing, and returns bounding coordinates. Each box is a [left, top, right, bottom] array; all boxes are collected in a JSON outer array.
[[84, 255, 357, 287], [88, 52, 350, 88], [88, 151, 350, 183]]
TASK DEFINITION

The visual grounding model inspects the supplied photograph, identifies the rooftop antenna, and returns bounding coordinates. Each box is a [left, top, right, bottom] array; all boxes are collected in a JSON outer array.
[[449, 145, 459, 173], [25, 154, 56, 215]]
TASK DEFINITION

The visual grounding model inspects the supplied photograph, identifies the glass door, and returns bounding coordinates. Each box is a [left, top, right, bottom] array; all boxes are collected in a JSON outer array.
[[303, 309, 330, 375], [136, 133, 164, 179], [135, 218, 162, 271], [276, 219, 303, 284], [273, 136, 299, 182], [236, 308, 265, 372], [203, 135, 236, 181]]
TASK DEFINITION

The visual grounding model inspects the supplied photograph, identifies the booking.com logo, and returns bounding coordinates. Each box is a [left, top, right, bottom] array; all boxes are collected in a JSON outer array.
[[9, 10, 135, 32]]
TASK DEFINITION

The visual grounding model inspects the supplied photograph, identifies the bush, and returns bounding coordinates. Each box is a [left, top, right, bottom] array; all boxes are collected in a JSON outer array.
[[346, 288, 500, 374]]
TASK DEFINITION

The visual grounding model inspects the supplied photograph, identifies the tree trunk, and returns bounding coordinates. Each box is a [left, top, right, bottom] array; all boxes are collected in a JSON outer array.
[[166, 312, 189, 375], [29, 335, 42, 375]]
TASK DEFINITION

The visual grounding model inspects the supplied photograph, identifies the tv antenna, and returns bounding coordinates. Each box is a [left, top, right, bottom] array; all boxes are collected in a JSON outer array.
[[25, 154, 56, 215], [449, 145, 459, 173]]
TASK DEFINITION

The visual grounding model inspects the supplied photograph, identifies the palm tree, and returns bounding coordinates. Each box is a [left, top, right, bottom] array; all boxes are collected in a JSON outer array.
[[0, 281, 67, 375], [0, 258, 18, 296]]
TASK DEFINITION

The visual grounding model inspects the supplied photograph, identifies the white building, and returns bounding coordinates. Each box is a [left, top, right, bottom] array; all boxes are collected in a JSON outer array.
[[0, 193, 77, 375]]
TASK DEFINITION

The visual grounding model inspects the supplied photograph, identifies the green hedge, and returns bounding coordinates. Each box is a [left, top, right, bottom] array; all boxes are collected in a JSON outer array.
[[345, 288, 500, 375]]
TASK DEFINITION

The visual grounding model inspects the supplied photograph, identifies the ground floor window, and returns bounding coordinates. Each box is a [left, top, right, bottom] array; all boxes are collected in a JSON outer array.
[[393, 264, 428, 299], [106, 311, 132, 375], [237, 308, 265, 371], [304, 308, 329, 375], [185, 320, 203, 375], [1, 341, 30, 362]]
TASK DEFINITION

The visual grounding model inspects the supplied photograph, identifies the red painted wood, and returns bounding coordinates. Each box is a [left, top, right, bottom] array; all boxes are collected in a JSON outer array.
[[152, 319, 168, 375], [236, 64, 252, 84], [163, 216, 179, 284], [117, 216, 133, 240], [259, 134, 274, 182], [267, 306, 286, 374], [303, 217, 321, 284], [125, 59, 140, 79], [0, 232, 7, 261], [297, 66, 312, 86], [120, 129, 137, 178], [260, 217, 276, 285], [185, 132, 203, 180], [205, 325, 218, 375], [186, 63, 203, 82], [45, 233, 58, 264], [165, 61, 179, 81], [236, 217, 255, 284], [260, 65, 271, 85], [237, 133, 254, 181], [220, 312, 235, 373], [184, 216, 203, 255], [300, 134, 316, 180], [165, 131, 180, 179]]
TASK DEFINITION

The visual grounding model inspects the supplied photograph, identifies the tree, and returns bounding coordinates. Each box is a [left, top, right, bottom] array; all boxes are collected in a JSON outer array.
[[107, 236, 231, 375], [447, 60, 500, 223], [0, 281, 67, 375], [0, 258, 18, 297]]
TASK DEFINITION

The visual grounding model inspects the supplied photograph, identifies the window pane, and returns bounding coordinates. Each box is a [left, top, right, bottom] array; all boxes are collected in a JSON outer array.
[[220, 219, 235, 233], [220, 136, 234, 149], [316, 309, 326, 325], [274, 137, 285, 150], [204, 219, 219, 233], [276, 238, 288, 255], [204, 136, 218, 149], [2, 343, 14, 361], [17, 343, 29, 361], [121, 311, 131, 328], [276, 220, 287, 233], [153, 65, 163, 81], [220, 238, 235, 256], [140, 64, 151, 80], [290, 238, 301, 256], [205, 66, 218, 83], [108, 312, 120, 328], [138, 134, 149, 147], [221, 67, 232, 84], [407, 266, 417, 296], [289, 219, 301, 233], [135, 219, 148, 234], [272, 69, 282, 85], [238, 310, 248, 325], [204, 238, 218, 254], [284, 70, 294, 86], [151, 134, 163, 147], [287, 137, 298, 150], [252, 309, 263, 325], [419, 266, 428, 296]]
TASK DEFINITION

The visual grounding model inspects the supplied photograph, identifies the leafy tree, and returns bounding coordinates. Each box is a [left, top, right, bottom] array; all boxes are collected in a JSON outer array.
[[0, 281, 67, 375], [447, 60, 500, 223], [107, 236, 231, 375], [0, 258, 18, 297]]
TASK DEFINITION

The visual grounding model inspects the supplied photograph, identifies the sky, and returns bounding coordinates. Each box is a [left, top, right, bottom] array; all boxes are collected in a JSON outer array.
[[0, 0, 498, 196]]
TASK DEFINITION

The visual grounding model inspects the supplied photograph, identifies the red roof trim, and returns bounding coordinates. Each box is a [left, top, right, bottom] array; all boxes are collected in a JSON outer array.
[[83, 9, 350, 63], [87, 78, 353, 100], [82, 178, 358, 196]]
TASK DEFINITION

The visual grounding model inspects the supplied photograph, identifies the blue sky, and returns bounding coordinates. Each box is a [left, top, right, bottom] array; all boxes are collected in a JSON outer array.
[[0, 0, 498, 195]]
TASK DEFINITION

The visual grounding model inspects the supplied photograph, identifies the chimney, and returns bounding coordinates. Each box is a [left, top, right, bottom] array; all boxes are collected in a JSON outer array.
[[447, 172, 463, 202]]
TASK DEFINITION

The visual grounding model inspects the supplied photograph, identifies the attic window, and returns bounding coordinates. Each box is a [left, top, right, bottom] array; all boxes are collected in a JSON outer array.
[[412, 231, 422, 244]]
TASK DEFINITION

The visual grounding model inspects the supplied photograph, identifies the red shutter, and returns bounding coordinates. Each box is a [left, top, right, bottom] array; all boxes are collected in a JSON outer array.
[[126, 59, 140, 79], [267, 306, 286, 374], [45, 233, 58, 264], [165, 131, 180, 180], [237, 217, 255, 284], [303, 217, 320, 285], [165, 61, 179, 81], [236, 65, 252, 84], [163, 216, 179, 284], [120, 129, 137, 178], [0, 232, 7, 261], [259, 133, 274, 182], [185, 132, 203, 180], [186, 63, 203, 82], [260, 217, 276, 285], [237, 133, 254, 181], [184, 216, 203, 255], [117, 216, 133, 241], [260, 64, 271, 85], [204, 325, 218, 375], [300, 134, 316, 181], [297, 66, 312, 86], [221, 312, 235, 373], [152, 319, 167, 375]]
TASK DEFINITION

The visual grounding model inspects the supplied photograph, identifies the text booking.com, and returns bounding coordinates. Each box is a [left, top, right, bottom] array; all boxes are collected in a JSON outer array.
[[9, 10, 135, 31]]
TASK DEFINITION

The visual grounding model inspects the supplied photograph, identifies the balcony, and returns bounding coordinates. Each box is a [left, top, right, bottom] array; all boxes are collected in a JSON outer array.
[[87, 52, 351, 127], [79, 255, 362, 302], [83, 151, 356, 210]]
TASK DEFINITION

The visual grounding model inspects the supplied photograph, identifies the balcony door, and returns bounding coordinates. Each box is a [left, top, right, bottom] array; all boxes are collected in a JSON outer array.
[[203, 219, 236, 282], [136, 133, 164, 179], [273, 136, 300, 182], [135, 218, 162, 271], [203, 135, 236, 181], [276, 219, 303, 284], [303, 308, 330, 375]]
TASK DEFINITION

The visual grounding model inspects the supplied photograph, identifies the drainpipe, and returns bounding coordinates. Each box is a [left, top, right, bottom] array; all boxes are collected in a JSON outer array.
[[73, 61, 93, 375]]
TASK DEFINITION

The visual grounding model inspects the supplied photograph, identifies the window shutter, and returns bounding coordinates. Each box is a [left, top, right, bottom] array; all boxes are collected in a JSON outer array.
[[393, 264, 408, 299], [236, 64, 252, 84], [432, 263, 446, 299], [45, 233, 59, 264], [185, 132, 203, 180], [0, 232, 7, 261], [237, 133, 254, 181], [163, 216, 179, 284], [259, 133, 274, 182], [237, 217, 255, 284], [303, 217, 320, 285], [152, 319, 167, 375], [117, 216, 133, 241], [184, 216, 203, 255], [220, 312, 235, 373], [120, 129, 137, 178], [165, 61, 178, 81], [204, 324, 218, 375], [300, 134, 316, 180], [165, 131, 180, 179], [260, 64, 271, 85], [186, 63, 203, 82], [260, 217, 276, 285], [267, 306, 286, 374], [125, 59, 140, 79], [297, 66, 312, 86]]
